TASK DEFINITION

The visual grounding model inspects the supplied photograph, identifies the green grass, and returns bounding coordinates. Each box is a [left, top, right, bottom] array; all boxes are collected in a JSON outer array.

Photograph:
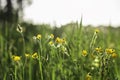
[[0, 22, 120, 80]]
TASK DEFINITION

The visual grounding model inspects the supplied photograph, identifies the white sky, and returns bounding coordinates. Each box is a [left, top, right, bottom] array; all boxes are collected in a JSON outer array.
[[24, 0, 120, 26]]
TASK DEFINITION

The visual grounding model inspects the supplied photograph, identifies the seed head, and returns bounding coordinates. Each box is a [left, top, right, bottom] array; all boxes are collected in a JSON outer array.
[[17, 24, 23, 33]]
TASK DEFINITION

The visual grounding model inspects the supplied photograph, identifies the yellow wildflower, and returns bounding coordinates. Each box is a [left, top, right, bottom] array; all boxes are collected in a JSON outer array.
[[50, 34, 54, 39], [49, 41, 54, 45], [112, 53, 117, 58], [55, 37, 61, 43], [25, 53, 31, 58], [95, 47, 102, 53], [32, 52, 38, 59], [86, 73, 92, 80], [55, 37, 66, 44], [105, 48, 115, 54], [12, 55, 21, 62], [36, 34, 42, 39], [82, 50, 87, 56], [95, 29, 99, 33], [61, 38, 66, 43]]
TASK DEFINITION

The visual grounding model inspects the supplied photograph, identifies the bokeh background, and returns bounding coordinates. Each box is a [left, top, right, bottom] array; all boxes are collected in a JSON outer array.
[[0, 0, 120, 80]]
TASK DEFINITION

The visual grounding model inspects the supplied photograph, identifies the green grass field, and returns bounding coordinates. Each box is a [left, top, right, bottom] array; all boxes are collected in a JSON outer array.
[[0, 22, 120, 80]]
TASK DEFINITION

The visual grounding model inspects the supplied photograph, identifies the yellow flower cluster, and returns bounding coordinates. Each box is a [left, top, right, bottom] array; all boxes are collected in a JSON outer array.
[[12, 55, 21, 62], [25, 52, 39, 59], [105, 48, 115, 54], [12, 53, 39, 62], [105, 48, 117, 58], [94, 47, 117, 58], [55, 37, 66, 44]]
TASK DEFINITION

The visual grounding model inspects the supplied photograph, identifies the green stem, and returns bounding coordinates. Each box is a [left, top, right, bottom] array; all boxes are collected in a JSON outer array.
[[15, 66, 17, 80], [29, 58, 32, 80], [22, 66, 24, 80], [21, 33, 25, 56], [38, 39, 43, 80], [3, 73, 6, 80], [39, 60, 43, 80]]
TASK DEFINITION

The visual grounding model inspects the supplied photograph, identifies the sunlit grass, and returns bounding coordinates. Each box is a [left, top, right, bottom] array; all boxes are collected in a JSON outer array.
[[0, 22, 120, 80]]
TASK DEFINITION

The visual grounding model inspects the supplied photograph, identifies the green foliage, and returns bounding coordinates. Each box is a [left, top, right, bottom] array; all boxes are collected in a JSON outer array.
[[0, 22, 120, 80]]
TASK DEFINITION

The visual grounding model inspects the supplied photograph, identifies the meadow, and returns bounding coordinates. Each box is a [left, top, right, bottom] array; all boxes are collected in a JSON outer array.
[[0, 21, 120, 80]]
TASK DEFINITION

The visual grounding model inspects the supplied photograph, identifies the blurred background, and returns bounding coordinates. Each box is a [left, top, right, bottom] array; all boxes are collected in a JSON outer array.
[[0, 1, 120, 79], [24, 0, 120, 27], [0, 0, 120, 52], [0, 0, 120, 54], [0, 0, 120, 27]]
